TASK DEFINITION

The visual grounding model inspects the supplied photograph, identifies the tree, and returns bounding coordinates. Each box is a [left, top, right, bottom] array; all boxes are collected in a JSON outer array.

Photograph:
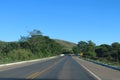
[[19, 36, 29, 42], [19, 41, 30, 49], [0, 29, 63, 63], [95, 44, 111, 58], [72, 46, 80, 55], [87, 40, 96, 58], [111, 42, 120, 63], [2, 42, 20, 55], [77, 41, 88, 53], [77, 40, 96, 58], [29, 29, 42, 37]]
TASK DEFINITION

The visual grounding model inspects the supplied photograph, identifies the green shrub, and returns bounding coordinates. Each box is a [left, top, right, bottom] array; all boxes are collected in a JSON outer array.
[[7, 49, 33, 61]]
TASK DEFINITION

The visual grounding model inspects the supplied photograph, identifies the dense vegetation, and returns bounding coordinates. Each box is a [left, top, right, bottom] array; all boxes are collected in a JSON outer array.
[[72, 40, 120, 65], [0, 30, 62, 64], [1, 29, 120, 66]]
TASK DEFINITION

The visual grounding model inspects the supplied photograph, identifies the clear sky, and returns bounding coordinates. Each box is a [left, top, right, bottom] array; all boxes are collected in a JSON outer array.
[[0, 0, 120, 45]]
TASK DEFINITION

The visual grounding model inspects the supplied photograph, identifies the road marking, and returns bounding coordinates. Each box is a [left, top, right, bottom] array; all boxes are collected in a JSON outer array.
[[26, 58, 64, 79], [0, 56, 58, 72], [0, 56, 58, 67], [74, 57, 102, 80], [81, 64, 102, 80]]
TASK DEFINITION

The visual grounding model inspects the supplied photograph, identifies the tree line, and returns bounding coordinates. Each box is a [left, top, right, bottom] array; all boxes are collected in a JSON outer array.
[[1, 29, 120, 65], [0, 29, 62, 64], [72, 40, 120, 64]]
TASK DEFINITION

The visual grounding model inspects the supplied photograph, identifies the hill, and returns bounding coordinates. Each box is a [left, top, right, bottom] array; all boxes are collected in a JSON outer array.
[[54, 39, 76, 50]]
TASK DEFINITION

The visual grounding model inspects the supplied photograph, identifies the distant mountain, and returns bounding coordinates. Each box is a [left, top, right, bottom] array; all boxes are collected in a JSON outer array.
[[54, 39, 76, 50]]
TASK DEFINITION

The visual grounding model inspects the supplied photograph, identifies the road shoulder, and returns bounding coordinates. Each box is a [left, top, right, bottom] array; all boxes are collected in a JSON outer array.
[[73, 56, 120, 80]]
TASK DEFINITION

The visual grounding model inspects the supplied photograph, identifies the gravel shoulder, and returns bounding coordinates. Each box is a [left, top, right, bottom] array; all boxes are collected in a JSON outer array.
[[73, 56, 120, 80]]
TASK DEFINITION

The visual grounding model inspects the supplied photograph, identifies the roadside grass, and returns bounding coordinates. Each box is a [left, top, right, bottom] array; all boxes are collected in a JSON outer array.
[[79, 57, 120, 69]]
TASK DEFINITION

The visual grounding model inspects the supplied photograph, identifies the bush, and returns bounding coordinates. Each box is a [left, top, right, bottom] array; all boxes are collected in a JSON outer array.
[[7, 49, 33, 61]]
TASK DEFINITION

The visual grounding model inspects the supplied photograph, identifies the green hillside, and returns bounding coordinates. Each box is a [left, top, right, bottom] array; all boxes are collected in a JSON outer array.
[[54, 39, 76, 50]]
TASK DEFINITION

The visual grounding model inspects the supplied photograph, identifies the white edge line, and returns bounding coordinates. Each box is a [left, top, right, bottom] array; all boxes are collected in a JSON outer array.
[[81, 64, 102, 80]]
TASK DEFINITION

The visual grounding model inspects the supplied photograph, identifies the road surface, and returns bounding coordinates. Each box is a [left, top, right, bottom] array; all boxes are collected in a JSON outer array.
[[0, 56, 97, 80]]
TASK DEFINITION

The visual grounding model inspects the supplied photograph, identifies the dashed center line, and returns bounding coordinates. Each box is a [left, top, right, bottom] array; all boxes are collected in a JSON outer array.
[[26, 58, 64, 79]]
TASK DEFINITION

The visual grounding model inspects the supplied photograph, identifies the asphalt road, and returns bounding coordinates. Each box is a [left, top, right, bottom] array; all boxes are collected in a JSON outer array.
[[0, 56, 97, 80]]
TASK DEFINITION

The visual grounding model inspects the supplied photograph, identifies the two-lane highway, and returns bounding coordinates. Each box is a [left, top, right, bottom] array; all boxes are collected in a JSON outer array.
[[0, 56, 97, 80]]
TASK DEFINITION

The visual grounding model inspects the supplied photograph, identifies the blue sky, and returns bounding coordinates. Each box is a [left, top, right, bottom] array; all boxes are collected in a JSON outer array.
[[0, 0, 120, 45]]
